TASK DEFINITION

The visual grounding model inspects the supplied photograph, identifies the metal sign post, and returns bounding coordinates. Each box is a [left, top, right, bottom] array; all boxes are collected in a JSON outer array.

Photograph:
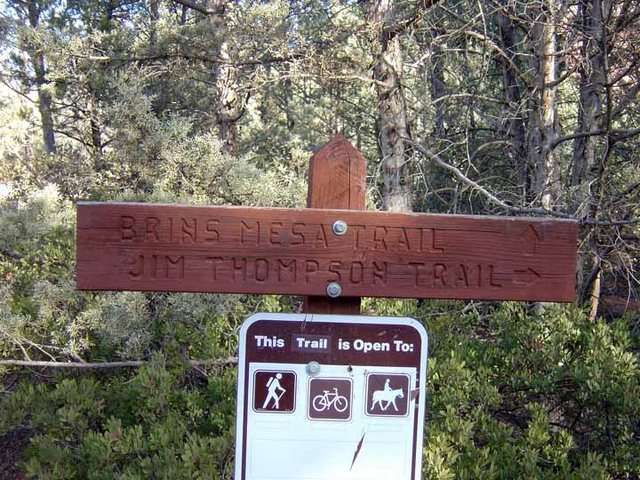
[[235, 314, 428, 480]]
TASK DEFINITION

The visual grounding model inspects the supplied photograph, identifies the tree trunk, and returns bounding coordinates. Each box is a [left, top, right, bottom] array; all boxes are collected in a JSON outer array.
[[497, 0, 528, 198], [368, 1, 412, 213], [207, 0, 242, 157], [430, 28, 446, 139], [529, 0, 560, 210], [27, 0, 56, 154], [149, 0, 159, 52], [88, 92, 104, 170], [570, 0, 607, 192], [215, 39, 240, 156], [571, 0, 614, 312]]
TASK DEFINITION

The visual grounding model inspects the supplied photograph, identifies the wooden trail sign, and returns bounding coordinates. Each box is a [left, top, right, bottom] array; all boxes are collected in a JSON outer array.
[[76, 136, 578, 304], [77, 202, 577, 302]]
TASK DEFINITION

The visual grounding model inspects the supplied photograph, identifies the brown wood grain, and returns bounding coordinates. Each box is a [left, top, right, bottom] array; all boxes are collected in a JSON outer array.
[[76, 202, 578, 302], [304, 134, 366, 313]]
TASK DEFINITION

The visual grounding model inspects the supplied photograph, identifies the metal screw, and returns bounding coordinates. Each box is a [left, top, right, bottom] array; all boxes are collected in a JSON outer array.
[[326, 282, 342, 298], [306, 361, 321, 375], [332, 220, 348, 236]]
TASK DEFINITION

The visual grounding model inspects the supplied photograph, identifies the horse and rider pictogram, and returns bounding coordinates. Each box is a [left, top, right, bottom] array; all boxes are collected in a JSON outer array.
[[366, 373, 410, 417], [308, 378, 352, 420], [253, 370, 296, 413]]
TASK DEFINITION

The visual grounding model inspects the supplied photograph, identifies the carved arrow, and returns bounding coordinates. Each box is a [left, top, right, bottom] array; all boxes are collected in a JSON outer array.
[[491, 267, 542, 287], [513, 268, 542, 286]]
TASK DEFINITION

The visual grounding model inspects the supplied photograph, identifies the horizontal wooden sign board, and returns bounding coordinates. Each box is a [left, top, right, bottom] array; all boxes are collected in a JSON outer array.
[[76, 202, 578, 302]]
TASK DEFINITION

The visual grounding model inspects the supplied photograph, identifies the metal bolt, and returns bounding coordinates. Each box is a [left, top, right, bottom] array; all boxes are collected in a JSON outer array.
[[306, 361, 321, 375], [326, 282, 342, 298], [332, 220, 348, 236]]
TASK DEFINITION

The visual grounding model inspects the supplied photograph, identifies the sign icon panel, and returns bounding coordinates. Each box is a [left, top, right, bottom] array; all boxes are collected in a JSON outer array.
[[308, 378, 352, 420], [253, 370, 296, 413], [366, 373, 410, 417], [237, 315, 429, 479]]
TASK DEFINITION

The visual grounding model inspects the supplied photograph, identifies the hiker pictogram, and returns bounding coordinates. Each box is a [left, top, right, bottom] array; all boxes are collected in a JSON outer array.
[[264, 373, 286, 409], [253, 370, 296, 413], [366, 373, 410, 417], [308, 378, 352, 420]]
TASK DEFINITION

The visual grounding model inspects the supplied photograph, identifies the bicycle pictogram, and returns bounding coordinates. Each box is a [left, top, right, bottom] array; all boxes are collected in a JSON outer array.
[[308, 378, 352, 420], [312, 387, 349, 413]]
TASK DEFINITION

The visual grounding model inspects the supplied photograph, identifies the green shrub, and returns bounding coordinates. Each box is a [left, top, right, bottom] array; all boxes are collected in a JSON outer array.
[[422, 303, 640, 479], [1, 360, 236, 479]]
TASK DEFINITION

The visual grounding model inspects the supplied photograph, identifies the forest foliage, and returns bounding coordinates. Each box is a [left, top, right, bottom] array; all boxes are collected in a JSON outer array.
[[0, 0, 639, 478]]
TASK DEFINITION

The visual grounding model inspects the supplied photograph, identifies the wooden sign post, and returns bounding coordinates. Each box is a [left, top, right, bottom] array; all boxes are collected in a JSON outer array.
[[304, 135, 366, 314], [76, 135, 578, 480], [77, 135, 578, 306]]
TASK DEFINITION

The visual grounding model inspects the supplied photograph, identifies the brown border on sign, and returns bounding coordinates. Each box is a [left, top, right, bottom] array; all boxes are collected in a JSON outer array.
[[243, 320, 422, 367], [236, 314, 428, 480]]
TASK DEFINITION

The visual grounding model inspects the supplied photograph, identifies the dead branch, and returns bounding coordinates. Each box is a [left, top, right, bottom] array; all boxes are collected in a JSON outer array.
[[170, 0, 215, 15], [0, 357, 238, 369], [410, 141, 573, 219]]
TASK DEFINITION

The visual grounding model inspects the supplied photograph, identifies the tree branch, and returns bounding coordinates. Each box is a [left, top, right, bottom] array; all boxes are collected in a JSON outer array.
[[549, 126, 640, 150], [412, 141, 640, 225], [410, 140, 573, 219], [0, 357, 238, 369], [170, 0, 215, 15], [611, 127, 640, 144], [550, 130, 608, 150], [66, 51, 305, 69], [582, 218, 640, 227]]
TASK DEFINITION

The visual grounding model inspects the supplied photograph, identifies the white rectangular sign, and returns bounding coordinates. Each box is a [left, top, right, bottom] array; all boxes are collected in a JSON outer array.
[[235, 314, 429, 480]]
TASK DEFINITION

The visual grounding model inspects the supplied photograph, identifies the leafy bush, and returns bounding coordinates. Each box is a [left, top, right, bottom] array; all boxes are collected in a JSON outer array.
[[2, 302, 637, 479], [1, 192, 638, 479], [1, 359, 237, 479], [421, 303, 640, 479]]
